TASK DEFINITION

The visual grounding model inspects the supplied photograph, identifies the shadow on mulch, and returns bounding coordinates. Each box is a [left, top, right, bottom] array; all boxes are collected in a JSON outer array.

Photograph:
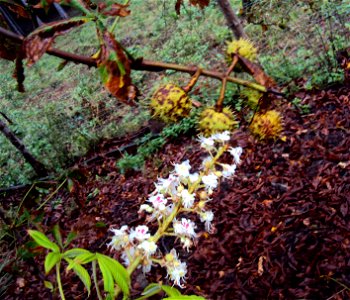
[[2, 86, 350, 300]]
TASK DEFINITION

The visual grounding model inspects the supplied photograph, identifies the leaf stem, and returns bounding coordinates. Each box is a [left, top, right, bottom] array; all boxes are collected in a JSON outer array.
[[92, 260, 103, 300], [56, 263, 66, 300]]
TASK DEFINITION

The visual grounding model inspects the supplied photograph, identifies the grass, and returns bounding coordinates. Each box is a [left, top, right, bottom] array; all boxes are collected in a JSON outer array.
[[0, 0, 349, 187]]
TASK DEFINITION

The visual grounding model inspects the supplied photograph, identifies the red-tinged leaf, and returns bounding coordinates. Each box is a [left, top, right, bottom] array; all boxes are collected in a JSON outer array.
[[23, 16, 91, 66], [0, 0, 30, 18], [97, 30, 136, 106], [189, 0, 210, 9], [175, 0, 183, 14], [98, 2, 130, 17], [237, 54, 276, 88]]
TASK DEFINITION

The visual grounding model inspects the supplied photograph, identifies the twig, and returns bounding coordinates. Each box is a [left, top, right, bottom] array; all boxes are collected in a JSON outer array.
[[216, 55, 239, 112], [0, 27, 280, 94], [36, 178, 67, 211]]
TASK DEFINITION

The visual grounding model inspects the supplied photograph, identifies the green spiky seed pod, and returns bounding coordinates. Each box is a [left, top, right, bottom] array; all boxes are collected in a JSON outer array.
[[240, 88, 263, 110], [226, 38, 258, 62], [249, 110, 283, 140], [198, 106, 238, 137], [150, 84, 192, 123]]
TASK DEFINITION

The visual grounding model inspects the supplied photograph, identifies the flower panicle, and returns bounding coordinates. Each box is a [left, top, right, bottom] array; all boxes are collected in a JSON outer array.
[[107, 132, 243, 287]]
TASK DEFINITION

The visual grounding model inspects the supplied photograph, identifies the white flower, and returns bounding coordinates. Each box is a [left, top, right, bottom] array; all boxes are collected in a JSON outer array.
[[201, 156, 212, 169], [180, 189, 195, 208], [212, 131, 230, 142], [138, 240, 157, 257], [107, 225, 129, 251], [173, 218, 197, 239], [121, 246, 135, 266], [141, 258, 153, 273], [228, 146, 243, 165], [188, 172, 199, 183], [180, 236, 193, 252], [198, 136, 215, 150], [174, 160, 191, 178], [155, 174, 179, 195], [139, 204, 153, 213], [148, 193, 167, 211], [129, 225, 150, 242], [167, 261, 187, 288], [221, 163, 237, 178], [200, 210, 214, 232], [202, 173, 218, 190]]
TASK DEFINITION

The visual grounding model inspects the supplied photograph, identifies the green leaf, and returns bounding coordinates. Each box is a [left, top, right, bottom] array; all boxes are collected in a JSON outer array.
[[44, 280, 54, 290], [52, 224, 63, 248], [161, 285, 182, 297], [67, 178, 75, 193], [44, 252, 61, 274], [97, 254, 130, 297], [96, 254, 114, 295], [28, 230, 60, 252], [135, 283, 162, 300], [65, 253, 96, 269], [65, 258, 91, 296], [63, 232, 77, 248], [63, 248, 92, 259]]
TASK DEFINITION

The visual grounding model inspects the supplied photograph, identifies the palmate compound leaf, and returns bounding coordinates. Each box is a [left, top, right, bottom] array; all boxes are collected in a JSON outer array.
[[44, 252, 61, 274], [23, 16, 93, 66], [65, 258, 91, 296], [28, 230, 60, 252], [96, 253, 130, 298], [97, 30, 136, 105]]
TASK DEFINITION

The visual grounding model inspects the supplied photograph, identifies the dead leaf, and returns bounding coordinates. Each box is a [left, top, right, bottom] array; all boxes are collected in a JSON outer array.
[[258, 256, 266, 276], [97, 30, 136, 105], [23, 16, 91, 66], [237, 54, 276, 88]]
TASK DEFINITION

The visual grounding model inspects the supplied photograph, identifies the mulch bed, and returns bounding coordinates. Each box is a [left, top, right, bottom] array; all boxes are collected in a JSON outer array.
[[2, 86, 350, 299]]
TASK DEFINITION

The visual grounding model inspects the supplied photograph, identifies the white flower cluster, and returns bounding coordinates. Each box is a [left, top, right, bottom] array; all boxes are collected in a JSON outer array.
[[108, 131, 243, 287], [107, 224, 157, 273]]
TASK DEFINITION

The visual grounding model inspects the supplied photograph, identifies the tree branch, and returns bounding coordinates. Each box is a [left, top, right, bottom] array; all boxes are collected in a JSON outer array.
[[0, 119, 48, 177], [0, 26, 284, 95]]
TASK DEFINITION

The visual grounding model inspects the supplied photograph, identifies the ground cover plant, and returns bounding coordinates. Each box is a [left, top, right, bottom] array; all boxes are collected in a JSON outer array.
[[0, 0, 350, 299]]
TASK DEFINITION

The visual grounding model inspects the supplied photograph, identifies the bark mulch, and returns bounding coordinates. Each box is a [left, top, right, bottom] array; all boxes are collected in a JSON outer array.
[[2, 86, 350, 299]]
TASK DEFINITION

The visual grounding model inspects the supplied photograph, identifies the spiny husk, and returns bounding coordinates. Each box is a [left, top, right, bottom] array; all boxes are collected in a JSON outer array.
[[198, 106, 238, 137], [240, 88, 263, 110], [226, 38, 258, 62], [249, 110, 283, 140], [150, 84, 192, 123]]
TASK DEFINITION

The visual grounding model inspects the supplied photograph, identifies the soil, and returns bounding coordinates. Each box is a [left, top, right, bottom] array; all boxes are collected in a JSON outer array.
[[1, 85, 350, 300]]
